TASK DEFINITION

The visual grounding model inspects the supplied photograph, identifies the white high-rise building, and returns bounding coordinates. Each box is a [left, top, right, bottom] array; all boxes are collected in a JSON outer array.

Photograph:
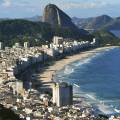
[[0, 42, 3, 50], [53, 36, 64, 53], [24, 42, 30, 48]]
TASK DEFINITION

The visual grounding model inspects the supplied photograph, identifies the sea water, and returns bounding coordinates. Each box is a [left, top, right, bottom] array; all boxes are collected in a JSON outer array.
[[55, 47, 120, 115]]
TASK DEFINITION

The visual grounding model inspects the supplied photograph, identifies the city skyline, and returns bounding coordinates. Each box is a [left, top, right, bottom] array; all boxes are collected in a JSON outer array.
[[0, 0, 120, 18]]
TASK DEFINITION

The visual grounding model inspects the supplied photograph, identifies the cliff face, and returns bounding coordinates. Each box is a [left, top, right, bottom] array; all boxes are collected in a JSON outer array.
[[43, 4, 76, 28], [42, 4, 92, 40]]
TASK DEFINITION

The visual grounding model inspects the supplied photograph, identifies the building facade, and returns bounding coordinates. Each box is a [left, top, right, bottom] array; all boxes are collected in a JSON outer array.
[[53, 82, 73, 107], [0, 42, 3, 50]]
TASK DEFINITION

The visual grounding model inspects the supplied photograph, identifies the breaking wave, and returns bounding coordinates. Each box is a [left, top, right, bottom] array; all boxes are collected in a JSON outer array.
[[85, 93, 118, 114], [86, 93, 97, 101], [97, 103, 115, 114], [64, 65, 74, 74]]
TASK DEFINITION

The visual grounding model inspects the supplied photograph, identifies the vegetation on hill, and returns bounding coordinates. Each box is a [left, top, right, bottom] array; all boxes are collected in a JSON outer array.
[[0, 19, 92, 47], [53, 25, 91, 40], [93, 30, 120, 46], [0, 19, 119, 47], [102, 18, 120, 30], [0, 19, 53, 47]]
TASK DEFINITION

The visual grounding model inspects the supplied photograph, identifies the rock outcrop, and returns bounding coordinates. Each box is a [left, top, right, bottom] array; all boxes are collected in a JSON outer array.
[[43, 4, 76, 28]]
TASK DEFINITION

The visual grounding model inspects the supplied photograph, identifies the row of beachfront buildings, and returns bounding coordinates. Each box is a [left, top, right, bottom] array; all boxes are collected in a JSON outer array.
[[0, 36, 97, 83]]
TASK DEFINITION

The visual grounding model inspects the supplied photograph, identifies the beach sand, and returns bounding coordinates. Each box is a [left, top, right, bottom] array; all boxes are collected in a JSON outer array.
[[39, 46, 116, 87]]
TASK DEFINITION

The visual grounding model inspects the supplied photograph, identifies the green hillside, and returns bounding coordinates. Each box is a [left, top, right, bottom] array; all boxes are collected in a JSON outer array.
[[93, 30, 120, 46], [0, 19, 53, 47], [0, 19, 92, 47], [73, 15, 120, 31]]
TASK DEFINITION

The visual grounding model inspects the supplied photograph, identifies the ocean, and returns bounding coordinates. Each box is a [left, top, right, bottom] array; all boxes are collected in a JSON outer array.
[[55, 47, 120, 115]]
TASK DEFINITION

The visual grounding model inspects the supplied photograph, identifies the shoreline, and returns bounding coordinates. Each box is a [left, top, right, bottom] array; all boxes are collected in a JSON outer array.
[[39, 46, 117, 86], [38, 46, 119, 115]]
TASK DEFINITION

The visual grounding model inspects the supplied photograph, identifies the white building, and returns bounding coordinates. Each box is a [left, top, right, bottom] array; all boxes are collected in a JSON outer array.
[[52, 36, 64, 54], [0, 42, 3, 50], [24, 42, 30, 48], [14, 43, 21, 48]]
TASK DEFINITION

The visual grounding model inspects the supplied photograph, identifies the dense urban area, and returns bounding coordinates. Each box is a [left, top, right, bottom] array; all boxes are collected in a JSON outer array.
[[0, 36, 119, 120], [0, 3, 120, 120]]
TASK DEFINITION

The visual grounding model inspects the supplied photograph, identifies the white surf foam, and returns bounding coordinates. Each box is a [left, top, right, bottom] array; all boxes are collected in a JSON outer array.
[[85, 93, 116, 114], [114, 108, 120, 113], [63, 47, 116, 75], [73, 83, 80, 88], [86, 93, 97, 101], [97, 102, 115, 114], [73, 52, 105, 67], [74, 58, 92, 67], [64, 65, 74, 74]]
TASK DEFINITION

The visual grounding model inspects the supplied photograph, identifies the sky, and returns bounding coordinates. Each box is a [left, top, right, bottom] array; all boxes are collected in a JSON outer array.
[[0, 0, 120, 18]]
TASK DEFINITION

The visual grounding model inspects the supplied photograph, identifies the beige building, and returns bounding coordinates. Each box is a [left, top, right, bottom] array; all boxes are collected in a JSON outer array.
[[15, 81, 24, 96], [53, 82, 73, 107]]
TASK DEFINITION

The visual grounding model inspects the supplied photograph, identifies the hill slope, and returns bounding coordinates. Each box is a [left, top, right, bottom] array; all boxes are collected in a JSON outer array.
[[42, 4, 90, 37], [0, 19, 53, 46], [102, 19, 120, 30], [93, 30, 120, 46], [0, 4, 94, 47], [0, 19, 93, 47], [72, 15, 120, 31]]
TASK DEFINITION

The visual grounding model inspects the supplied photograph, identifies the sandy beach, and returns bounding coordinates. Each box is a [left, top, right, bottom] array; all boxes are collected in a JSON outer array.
[[39, 46, 116, 87]]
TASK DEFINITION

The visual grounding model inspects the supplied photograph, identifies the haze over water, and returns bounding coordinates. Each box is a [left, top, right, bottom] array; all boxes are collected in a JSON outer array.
[[111, 30, 120, 38], [55, 47, 120, 115]]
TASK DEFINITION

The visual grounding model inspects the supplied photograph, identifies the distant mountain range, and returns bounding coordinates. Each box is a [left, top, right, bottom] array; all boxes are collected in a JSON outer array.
[[72, 15, 120, 31], [0, 16, 42, 22], [24, 15, 42, 22], [22, 14, 120, 31]]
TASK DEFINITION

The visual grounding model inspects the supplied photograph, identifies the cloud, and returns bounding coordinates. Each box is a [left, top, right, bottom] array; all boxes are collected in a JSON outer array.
[[1, 0, 31, 8], [58, 0, 109, 10], [2, 0, 11, 7]]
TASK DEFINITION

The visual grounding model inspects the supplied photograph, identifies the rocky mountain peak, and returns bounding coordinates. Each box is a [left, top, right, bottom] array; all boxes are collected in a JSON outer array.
[[42, 4, 76, 28]]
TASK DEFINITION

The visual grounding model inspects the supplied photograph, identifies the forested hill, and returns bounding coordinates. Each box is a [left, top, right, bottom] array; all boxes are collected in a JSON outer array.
[[93, 30, 120, 46], [0, 19, 92, 47], [0, 19, 53, 47]]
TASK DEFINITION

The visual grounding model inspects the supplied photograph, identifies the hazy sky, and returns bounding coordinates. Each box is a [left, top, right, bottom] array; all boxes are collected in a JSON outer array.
[[0, 0, 120, 18]]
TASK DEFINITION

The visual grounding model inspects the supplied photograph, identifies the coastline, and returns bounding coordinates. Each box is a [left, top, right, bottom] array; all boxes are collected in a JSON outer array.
[[39, 46, 117, 86]]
